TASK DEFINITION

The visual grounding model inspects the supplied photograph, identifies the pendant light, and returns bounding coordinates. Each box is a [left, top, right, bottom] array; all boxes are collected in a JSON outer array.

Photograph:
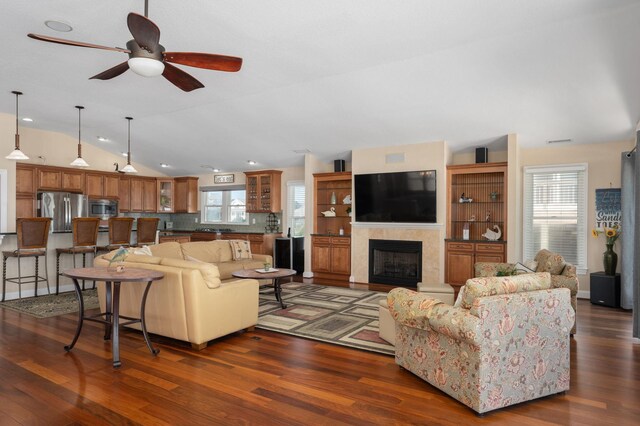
[[121, 116, 138, 173], [6, 91, 29, 160], [70, 105, 89, 167]]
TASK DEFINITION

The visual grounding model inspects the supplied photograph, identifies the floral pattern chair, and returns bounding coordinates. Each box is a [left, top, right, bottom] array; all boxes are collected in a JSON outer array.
[[388, 272, 575, 414], [474, 249, 578, 334]]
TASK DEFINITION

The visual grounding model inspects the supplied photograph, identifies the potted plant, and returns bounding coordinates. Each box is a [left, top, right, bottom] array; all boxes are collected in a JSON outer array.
[[346, 207, 352, 217]]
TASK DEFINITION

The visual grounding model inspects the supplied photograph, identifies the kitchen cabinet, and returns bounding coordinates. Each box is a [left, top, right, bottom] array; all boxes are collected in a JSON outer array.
[[311, 235, 351, 279], [16, 164, 36, 196], [244, 170, 282, 213], [157, 178, 174, 212], [38, 166, 84, 192], [16, 195, 35, 219], [159, 234, 191, 243], [174, 177, 199, 213], [85, 172, 119, 199], [118, 177, 131, 212], [191, 232, 277, 255], [445, 162, 508, 292], [129, 177, 157, 213]]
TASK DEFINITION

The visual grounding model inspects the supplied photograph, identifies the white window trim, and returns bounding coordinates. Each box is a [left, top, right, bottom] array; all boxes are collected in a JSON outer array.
[[286, 180, 305, 237], [523, 163, 588, 275], [200, 188, 248, 225]]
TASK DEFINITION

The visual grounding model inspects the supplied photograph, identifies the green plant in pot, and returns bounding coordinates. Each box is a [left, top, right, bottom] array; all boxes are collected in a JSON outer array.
[[346, 206, 352, 217]]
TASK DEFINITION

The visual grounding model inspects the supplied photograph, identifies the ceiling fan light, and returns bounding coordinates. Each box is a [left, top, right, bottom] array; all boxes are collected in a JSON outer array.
[[6, 149, 29, 160], [128, 57, 165, 77], [121, 164, 138, 173], [70, 157, 90, 167]]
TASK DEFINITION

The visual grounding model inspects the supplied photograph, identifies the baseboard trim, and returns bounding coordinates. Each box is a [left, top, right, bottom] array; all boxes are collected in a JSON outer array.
[[577, 290, 590, 300]]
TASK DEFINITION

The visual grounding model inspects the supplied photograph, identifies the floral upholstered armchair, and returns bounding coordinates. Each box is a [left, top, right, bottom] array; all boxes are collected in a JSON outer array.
[[474, 249, 578, 334], [388, 272, 574, 414]]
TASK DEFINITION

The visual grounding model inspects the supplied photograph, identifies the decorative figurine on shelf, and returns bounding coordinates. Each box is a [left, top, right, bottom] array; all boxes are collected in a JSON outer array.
[[321, 207, 337, 217], [469, 215, 476, 222], [459, 193, 473, 203], [346, 206, 352, 217], [482, 225, 502, 241], [343, 194, 352, 204], [486, 210, 491, 222], [330, 192, 337, 205], [490, 191, 499, 201]]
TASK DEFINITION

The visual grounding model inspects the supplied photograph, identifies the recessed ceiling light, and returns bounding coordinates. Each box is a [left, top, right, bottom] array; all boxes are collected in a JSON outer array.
[[248, 160, 256, 165], [45, 20, 73, 32], [212, 168, 220, 173], [160, 163, 169, 168], [121, 152, 128, 157], [21, 117, 33, 122], [97, 136, 109, 142]]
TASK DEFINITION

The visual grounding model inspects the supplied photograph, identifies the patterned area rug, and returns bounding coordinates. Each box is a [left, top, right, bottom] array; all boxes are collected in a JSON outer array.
[[258, 283, 394, 355], [0, 289, 99, 318]]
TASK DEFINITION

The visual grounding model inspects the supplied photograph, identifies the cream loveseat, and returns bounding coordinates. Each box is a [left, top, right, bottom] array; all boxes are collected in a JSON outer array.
[[94, 240, 273, 349], [388, 272, 574, 414]]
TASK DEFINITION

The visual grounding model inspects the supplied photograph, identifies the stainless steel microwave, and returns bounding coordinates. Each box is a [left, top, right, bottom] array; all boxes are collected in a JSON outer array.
[[88, 199, 118, 220]]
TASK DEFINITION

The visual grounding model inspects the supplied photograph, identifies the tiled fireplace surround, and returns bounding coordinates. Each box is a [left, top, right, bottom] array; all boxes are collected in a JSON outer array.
[[351, 223, 443, 286]]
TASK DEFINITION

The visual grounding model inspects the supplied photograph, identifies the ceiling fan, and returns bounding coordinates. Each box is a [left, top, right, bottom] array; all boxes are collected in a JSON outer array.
[[27, 0, 242, 92]]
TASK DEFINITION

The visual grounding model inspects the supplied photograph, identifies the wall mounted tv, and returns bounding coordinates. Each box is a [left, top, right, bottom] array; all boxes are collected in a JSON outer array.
[[354, 170, 436, 223]]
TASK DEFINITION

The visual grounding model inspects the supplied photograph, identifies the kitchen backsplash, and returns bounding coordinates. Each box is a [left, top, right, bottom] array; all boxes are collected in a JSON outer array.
[[123, 211, 283, 234]]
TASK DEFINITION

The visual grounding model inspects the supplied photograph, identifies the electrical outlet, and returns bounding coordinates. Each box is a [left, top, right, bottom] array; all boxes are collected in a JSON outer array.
[[252, 218, 256, 224], [195, 217, 198, 223]]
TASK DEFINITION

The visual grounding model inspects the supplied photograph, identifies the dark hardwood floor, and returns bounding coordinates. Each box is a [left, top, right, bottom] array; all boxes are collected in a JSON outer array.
[[0, 281, 638, 425]]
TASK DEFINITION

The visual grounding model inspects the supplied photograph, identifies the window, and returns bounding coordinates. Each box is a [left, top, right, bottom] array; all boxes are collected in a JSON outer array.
[[201, 187, 247, 224], [287, 181, 305, 236], [523, 164, 587, 273]]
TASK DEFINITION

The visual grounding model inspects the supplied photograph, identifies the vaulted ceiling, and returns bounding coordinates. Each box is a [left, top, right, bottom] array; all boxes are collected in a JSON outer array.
[[2, 0, 639, 175]]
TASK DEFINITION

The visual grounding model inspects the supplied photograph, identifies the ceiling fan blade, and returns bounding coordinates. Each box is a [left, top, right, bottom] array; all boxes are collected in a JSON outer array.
[[162, 62, 204, 92], [127, 12, 160, 52], [28, 33, 130, 53], [164, 52, 242, 72], [90, 62, 130, 80]]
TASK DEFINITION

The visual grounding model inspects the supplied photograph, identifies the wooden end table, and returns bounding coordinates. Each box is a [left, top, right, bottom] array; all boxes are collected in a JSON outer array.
[[62, 267, 164, 368], [232, 268, 296, 309]]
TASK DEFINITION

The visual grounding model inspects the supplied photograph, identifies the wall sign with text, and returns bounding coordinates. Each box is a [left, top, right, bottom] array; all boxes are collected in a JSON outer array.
[[214, 174, 235, 184], [595, 188, 621, 229]]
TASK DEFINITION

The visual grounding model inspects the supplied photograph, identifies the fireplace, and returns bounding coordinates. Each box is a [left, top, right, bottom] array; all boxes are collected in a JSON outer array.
[[368, 239, 422, 287]]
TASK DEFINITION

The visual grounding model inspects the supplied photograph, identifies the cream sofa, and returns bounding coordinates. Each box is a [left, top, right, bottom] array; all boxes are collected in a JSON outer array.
[[94, 240, 273, 349]]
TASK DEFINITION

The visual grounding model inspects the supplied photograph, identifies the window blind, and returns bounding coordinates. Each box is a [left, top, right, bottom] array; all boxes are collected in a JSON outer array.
[[523, 164, 587, 272]]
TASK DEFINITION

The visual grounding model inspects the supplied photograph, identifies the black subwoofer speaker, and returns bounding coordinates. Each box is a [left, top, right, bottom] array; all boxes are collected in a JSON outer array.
[[334, 160, 345, 172], [476, 147, 488, 163]]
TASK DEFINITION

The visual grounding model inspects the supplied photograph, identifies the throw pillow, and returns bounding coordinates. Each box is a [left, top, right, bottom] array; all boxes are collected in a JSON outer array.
[[131, 245, 153, 256], [229, 239, 252, 260]]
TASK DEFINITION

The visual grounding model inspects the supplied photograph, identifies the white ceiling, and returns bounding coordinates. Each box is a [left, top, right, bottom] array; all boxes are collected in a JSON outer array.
[[1, 0, 640, 176]]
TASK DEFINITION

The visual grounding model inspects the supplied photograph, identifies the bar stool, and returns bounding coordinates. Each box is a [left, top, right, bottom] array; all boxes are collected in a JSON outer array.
[[96, 217, 134, 253], [56, 217, 100, 294], [2, 218, 52, 301], [135, 217, 160, 246]]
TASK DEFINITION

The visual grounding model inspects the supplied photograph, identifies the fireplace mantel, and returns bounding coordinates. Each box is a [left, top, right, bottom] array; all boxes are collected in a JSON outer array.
[[352, 222, 443, 230]]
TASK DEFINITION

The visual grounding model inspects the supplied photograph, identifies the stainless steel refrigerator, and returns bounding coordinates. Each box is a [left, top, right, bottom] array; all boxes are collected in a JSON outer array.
[[37, 192, 89, 232]]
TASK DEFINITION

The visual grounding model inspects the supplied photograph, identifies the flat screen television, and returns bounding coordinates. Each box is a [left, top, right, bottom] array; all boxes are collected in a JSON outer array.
[[354, 170, 436, 223]]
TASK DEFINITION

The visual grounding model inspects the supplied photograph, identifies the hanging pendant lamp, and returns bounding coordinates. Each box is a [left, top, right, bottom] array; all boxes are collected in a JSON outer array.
[[6, 91, 29, 160], [121, 116, 138, 173], [70, 105, 89, 167]]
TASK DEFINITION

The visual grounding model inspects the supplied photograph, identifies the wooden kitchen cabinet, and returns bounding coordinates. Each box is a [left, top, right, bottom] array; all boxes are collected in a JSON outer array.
[[143, 179, 157, 212], [118, 177, 130, 212], [244, 170, 282, 213], [445, 240, 506, 290], [16, 164, 36, 196], [104, 175, 119, 198], [38, 166, 84, 192], [311, 235, 351, 280], [128, 177, 157, 212], [129, 178, 144, 212], [157, 178, 174, 212], [86, 172, 119, 199], [16, 195, 35, 219], [174, 177, 199, 213], [220, 233, 278, 255]]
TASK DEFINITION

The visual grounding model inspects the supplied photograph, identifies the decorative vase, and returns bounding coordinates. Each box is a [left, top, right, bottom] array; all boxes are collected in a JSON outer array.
[[330, 191, 337, 205], [603, 244, 617, 276]]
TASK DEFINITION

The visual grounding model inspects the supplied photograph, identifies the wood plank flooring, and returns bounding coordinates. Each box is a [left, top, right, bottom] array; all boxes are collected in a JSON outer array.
[[0, 281, 638, 425]]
